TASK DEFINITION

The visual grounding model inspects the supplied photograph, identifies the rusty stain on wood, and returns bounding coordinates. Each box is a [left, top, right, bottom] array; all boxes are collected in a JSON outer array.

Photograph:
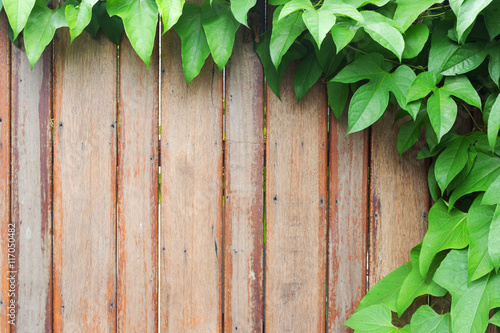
[[117, 35, 159, 332], [328, 111, 369, 332], [224, 28, 264, 333], [265, 64, 328, 332], [10, 41, 52, 332], [53, 30, 117, 331], [160, 26, 223, 332]]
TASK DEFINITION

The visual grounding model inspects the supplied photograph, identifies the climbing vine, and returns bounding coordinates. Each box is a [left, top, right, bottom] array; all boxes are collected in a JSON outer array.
[[2, 0, 500, 331]]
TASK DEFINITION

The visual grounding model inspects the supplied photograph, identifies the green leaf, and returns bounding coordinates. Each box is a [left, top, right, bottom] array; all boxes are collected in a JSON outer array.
[[393, 0, 444, 31], [330, 19, 359, 53], [428, 161, 441, 202], [489, 205, 500, 270], [491, 310, 500, 326], [483, 174, 500, 205], [450, 0, 465, 15], [107, 0, 158, 67], [201, 0, 239, 71], [3, 0, 35, 40], [441, 76, 482, 109], [327, 82, 348, 120], [361, 11, 404, 61], [455, 0, 493, 43], [420, 200, 469, 277], [441, 43, 489, 76], [230, 0, 255, 26], [270, 7, 306, 68], [397, 244, 447, 316], [294, 51, 322, 101], [449, 152, 500, 208], [348, 0, 390, 8], [301, 7, 335, 49], [434, 249, 500, 333], [157, 0, 185, 32], [93, 1, 124, 45], [488, 45, 500, 87], [397, 110, 425, 154], [65, 0, 98, 43], [484, 0, 500, 39], [173, 4, 210, 85], [344, 304, 400, 333], [429, 21, 459, 74], [468, 195, 496, 281], [484, 93, 498, 125], [0, 0, 3, 13], [24, 0, 68, 69], [407, 72, 439, 102], [427, 88, 457, 142], [357, 262, 411, 312], [409, 305, 451, 333], [278, 0, 313, 20], [434, 135, 474, 191], [402, 23, 429, 59], [488, 92, 500, 152]]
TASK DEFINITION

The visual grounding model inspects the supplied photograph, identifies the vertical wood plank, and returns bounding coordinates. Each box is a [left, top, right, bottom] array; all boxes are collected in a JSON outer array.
[[369, 108, 429, 287], [160, 28, 223, 332], [117, 35, 159, 332], [224, 28, 264, 333], [0, 12, 11, 333], [328, 113, 369, 331], [265, 66, 328, 332], [53, 30, 117, 332], [10, 44, 52, 332]]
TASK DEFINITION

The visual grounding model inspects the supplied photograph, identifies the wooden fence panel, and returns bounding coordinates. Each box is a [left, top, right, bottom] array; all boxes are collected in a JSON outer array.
[[160, 31, 223, 332], [224, 28, 264, 333], [369, 109, 429, 286], [0, 12, 10, 333], [265, 67, 328, 332], [117, 36, 159, 332], [328, 114, 369, 331], [11, 44, 52, 332], [53, 31, 117, 331]]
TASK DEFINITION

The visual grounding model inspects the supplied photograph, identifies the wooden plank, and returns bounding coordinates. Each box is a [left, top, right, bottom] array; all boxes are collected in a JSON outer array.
[[117, 35, 159, 332], [160, 27, 223, 332], [369, 108, 429, 287], [328, 112, 369, 332], [10, 41, 52, 332], [265, 66, 328, 332], [0, 12, 11, 333], [53, 30, 117, 331], [224, 28, 264, 333]]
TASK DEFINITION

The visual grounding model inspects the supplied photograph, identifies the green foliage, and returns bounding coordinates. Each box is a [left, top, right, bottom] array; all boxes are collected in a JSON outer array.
[[3, 0, 500, 331]]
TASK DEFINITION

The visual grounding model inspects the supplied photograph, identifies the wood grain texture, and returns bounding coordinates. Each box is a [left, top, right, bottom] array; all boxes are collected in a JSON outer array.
[[224, 28, 264, 333], [117, 35, 158, 332], [160, 30, 223, 332], [0, 12, 10, 333], [369, 108, 429, 287], [265, 66, 328, 332], [53, 30, 117, 332], [328, 112, 369, 332], [10, 43, 52, 332]]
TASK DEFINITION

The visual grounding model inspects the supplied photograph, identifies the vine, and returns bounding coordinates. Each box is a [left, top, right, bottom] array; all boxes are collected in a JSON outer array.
[[2, 0, 500, 331]]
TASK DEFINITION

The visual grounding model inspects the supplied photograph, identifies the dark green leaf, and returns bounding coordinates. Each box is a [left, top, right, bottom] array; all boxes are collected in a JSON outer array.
[[489, 205, 500, 270], [441, 43, 489, 76], [489, 45, 500, 87], [429, 21, 459, 74], [455, 0, 493, 43], [397, 110, 425, 154], [93, 1, 124, 45], [487, 92, 500, 152], [428, 161, 441, 202], [484, 0, 500, 39], [327, 82, 348, 120], [434, 135, 475, 191], [294, 51, 322, 101]]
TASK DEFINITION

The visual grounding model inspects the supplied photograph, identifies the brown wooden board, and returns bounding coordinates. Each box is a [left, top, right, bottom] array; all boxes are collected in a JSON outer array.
[[265, 66, 328, 332], [117, 36, 159, 332], [0, 12, 10, 333], [328, 113, 369, 332], [369, 108, 429, 287], [10, 43, 52, 332], [160, 30, 223, 332], [53, 30, 118, 331], [224, 28, 264, 333]]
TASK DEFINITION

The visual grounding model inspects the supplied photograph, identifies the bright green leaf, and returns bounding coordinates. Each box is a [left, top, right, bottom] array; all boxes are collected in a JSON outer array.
[[484, 92, 499, 124], [489, 46, 500, 87], [393, 0, 444, 31], [487, 92, 500, 152], [65, 0, 98, 43], [330, 19, 359, 53], [327, 82, 349, 120], [427, 88, 457, 141], [402, 23, 429, 59], [409, 305, 452, 333], [441, 43, 489, 76], [302, 7, 336, 48], [157, 0, 185, 32], [407, 72, 439, 102], [201, 0, 239, 71], [344, 304, 400, 333], [489, 205, 500, 270], [434, 249, 500, 333], [455, 0, 493, 43], [270, 7, 306, 69], [229, 0, 255, 26], [435, 135, 476, 191], [348, 0, 390, 8], [278, 0, 313, 21], [420, 200, 468, 277], [107, 0, 159, 67], [173, 4, 210, 85], [491, 310, 500, 326], [442, 76, 482, 109], [3, 0, 35, 40], [361, 11, 404, 61], [294, 51, 322, 101], [483, 174, 500, 205]]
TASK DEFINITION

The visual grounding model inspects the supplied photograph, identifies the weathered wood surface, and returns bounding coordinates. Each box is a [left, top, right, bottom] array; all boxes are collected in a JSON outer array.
[[328, 112, 369, 332], [224, 28, 264, 333], [265, 66, 328, 332], [369, 108, 429, 287], [118, 36, 159, 332], [10, 43, 52, 332], [53, 30, 117, 331], [160, 30, 223, 332], [0, 12, 10, 333]]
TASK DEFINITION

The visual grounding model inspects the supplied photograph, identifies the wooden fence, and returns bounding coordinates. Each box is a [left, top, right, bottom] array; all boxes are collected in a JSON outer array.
[[0, 11, 432, 332]]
